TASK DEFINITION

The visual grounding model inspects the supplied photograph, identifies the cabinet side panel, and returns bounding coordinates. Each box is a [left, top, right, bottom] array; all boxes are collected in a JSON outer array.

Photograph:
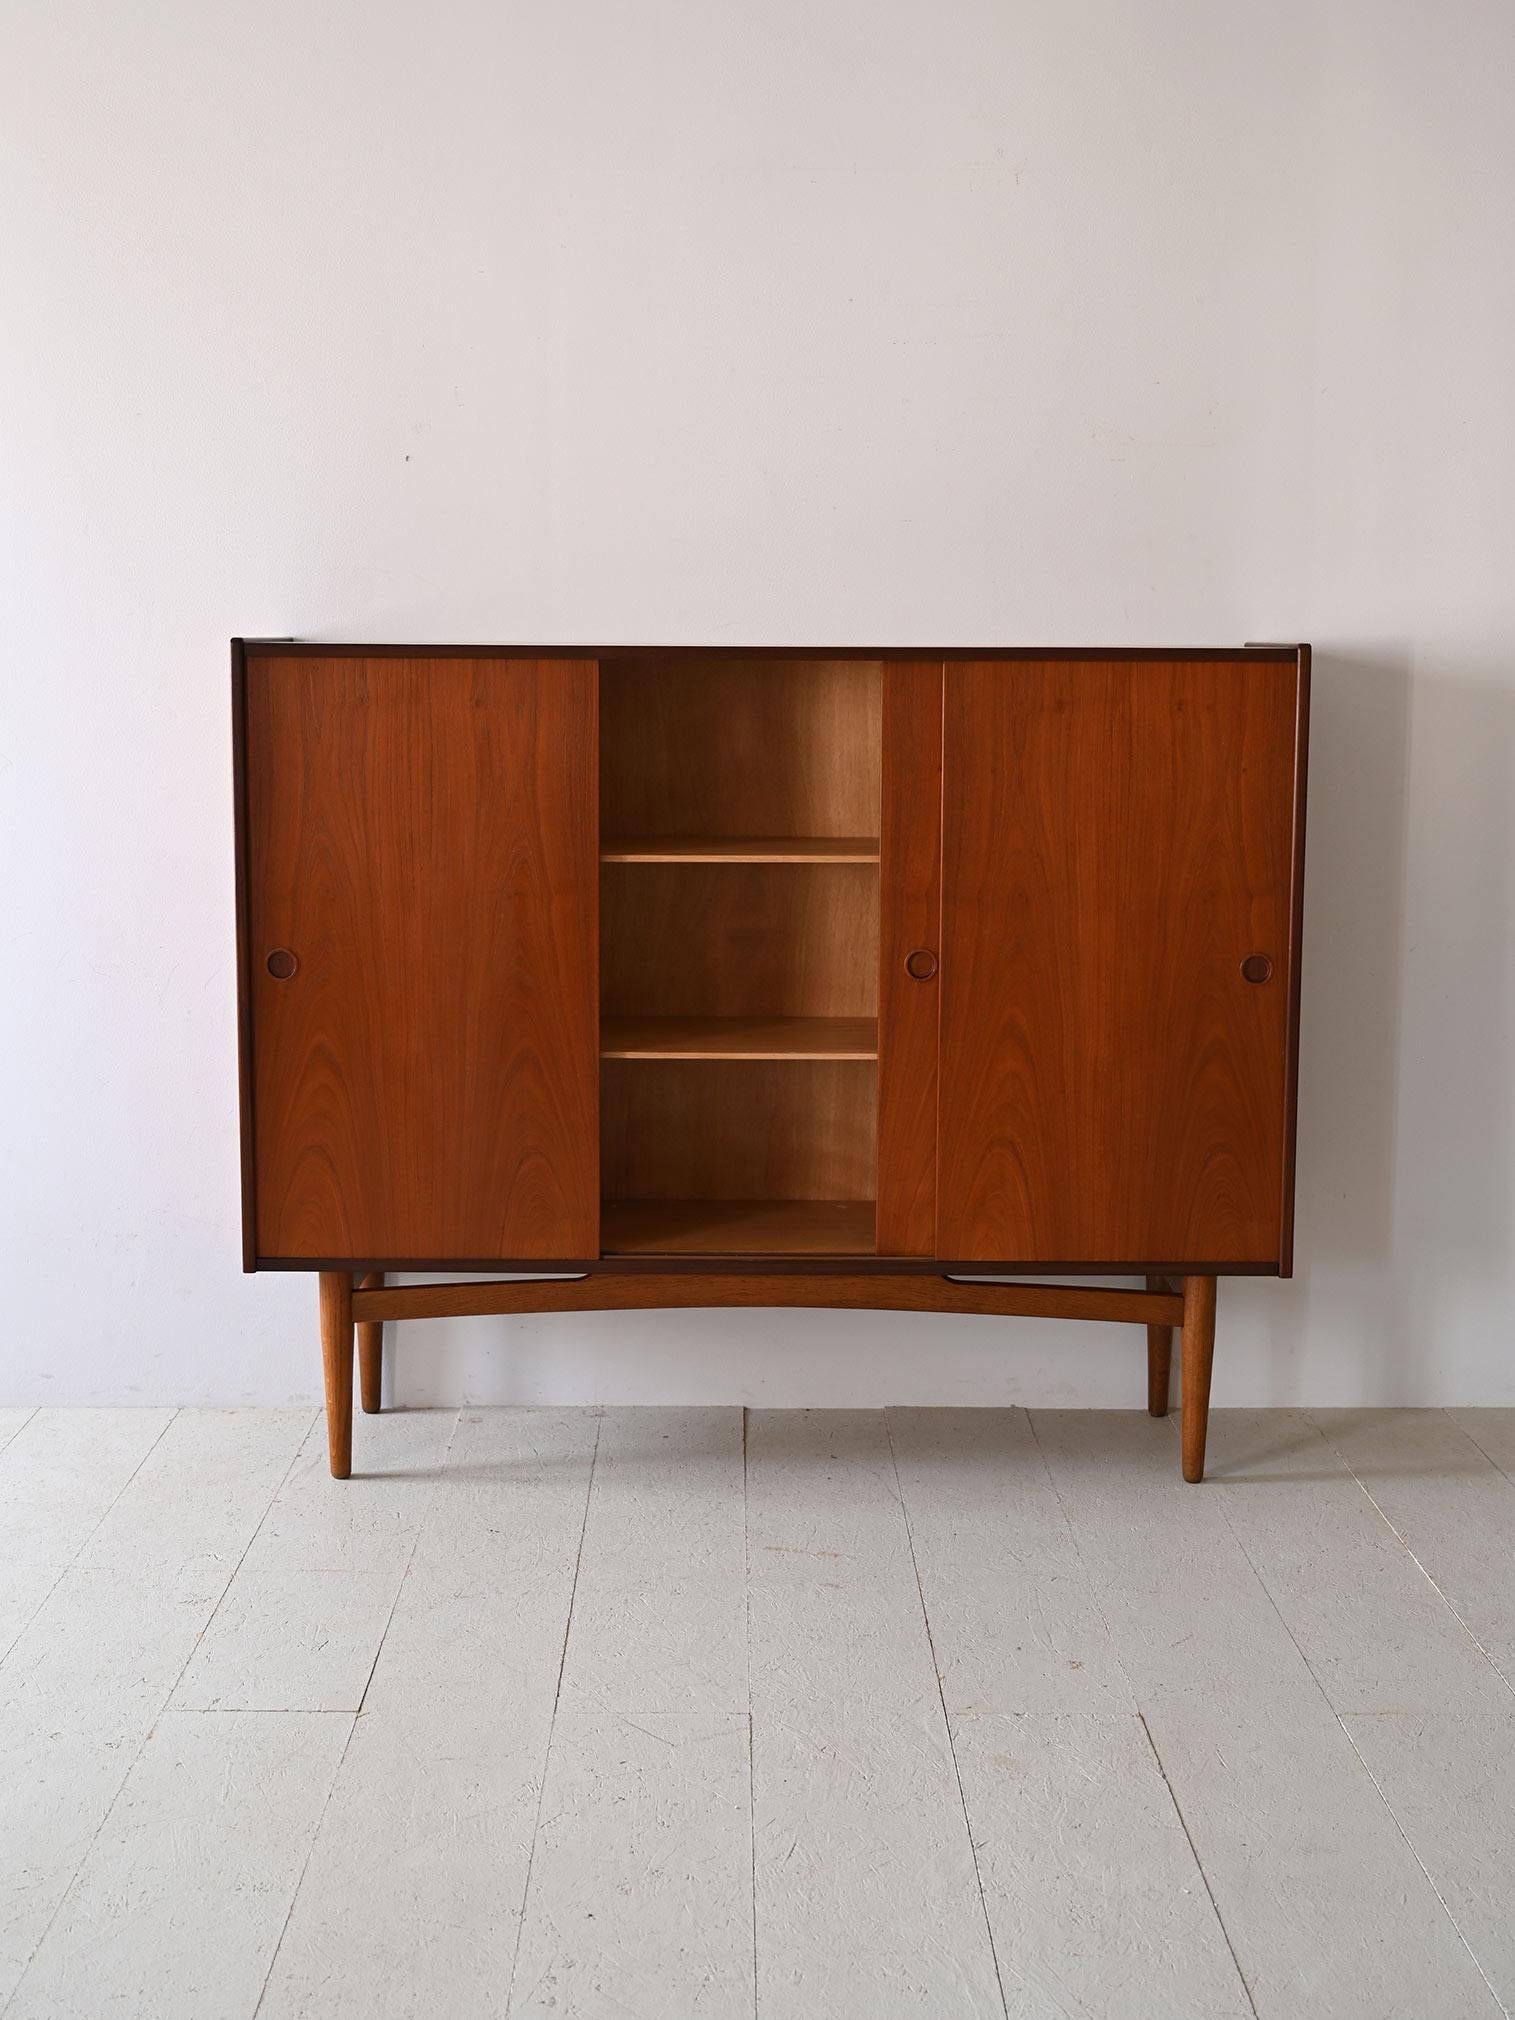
[[876, 662, 944, 1255], [937, 657, 1299, 1266], [231, 640, 257, 1269], [246, 654, 599, 1261], [1278, 645, 1311, 1274]]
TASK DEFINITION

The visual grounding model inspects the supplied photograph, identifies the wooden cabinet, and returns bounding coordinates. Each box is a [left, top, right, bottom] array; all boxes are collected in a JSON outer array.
[[234, 643, 1309, 1481]]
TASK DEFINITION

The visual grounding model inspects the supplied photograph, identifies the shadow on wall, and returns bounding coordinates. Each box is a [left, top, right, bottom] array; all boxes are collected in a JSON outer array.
[[1290, 647, 1413, 1282], [1269, 644, 1515, 1402], [1386, 654, 1515, 1378]]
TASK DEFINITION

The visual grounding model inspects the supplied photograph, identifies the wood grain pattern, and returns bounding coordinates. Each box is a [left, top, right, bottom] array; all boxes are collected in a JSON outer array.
[[600, 1016, 877, 1061], [352, 1275, 1184, 1324], [231, 641, 257, 1272], [598, 658, 881, 839], [244, 654, 599, 1262], [601, 1060, 875, 1204], [937, 657, 1301, 1266], [1278, 645, 1311, 1274], [1181, 1274, 1218, 1482], [597, 659, 882, 1244], [602, 1199, 875, 1255], [875, 662, 943, 1255], [357, 1270, 382, 1415], [1146, 1273, 1174, 1417], [317, 1271, 353, 1479], [600, 863, 878, 1019]]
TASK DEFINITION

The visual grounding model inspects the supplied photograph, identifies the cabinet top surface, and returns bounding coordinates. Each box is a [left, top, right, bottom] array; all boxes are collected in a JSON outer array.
[[235, 639, 1306, 663]]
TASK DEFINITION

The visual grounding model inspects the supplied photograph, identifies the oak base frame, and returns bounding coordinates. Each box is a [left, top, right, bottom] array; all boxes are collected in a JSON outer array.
[[317, 1269, 1221, 1485]]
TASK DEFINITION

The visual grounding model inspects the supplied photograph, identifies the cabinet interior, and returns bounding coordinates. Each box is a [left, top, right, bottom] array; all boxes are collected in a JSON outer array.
[[599, 657, 882, 1255]]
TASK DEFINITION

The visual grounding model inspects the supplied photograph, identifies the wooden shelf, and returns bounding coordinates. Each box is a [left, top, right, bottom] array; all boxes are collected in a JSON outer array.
[[597, 665, 882, 1257], [601, 836, 880, 864], [601, 1016, 878, 1061], [602, 1199, 877, 1256]]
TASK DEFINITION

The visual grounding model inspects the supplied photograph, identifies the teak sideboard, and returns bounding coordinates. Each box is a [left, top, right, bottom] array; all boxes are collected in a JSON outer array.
[[232, 642, 1310, 1483]]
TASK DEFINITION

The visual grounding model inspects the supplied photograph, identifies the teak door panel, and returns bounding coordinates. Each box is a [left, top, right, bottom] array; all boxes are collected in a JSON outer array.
[[875, 662, 944, 1255], [936, 657, 1304, 1267], [241, 653, 598, 1263]]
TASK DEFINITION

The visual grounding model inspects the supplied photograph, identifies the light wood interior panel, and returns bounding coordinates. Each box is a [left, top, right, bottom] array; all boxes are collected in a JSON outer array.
[[601, 1199, 876, 1256], [599, 658, 882, 840], [601, 863, 879, 1019], [601, 1015, 878, 1060], [598, 654, 883, 1256], [601, 1061, 876, 1202]]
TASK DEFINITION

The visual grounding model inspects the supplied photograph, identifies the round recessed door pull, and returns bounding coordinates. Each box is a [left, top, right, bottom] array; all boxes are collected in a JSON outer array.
[[904, 948, 939, 981], [266, 949, 298, 980], [1240, 953, 1274, 984]]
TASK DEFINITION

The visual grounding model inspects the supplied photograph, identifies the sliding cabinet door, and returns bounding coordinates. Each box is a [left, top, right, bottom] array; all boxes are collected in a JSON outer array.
[[876, 661, 944, 1254], [936, 655, 1306, 1268], [240, 652, 599, 1263]]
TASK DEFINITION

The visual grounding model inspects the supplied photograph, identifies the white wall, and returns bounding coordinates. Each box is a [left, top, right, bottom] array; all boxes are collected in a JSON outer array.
[[3, 0, 1513, 1409]]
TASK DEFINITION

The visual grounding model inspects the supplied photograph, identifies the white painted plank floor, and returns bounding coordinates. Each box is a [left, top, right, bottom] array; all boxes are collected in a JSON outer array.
[[1, 1406, 1513, 2019]]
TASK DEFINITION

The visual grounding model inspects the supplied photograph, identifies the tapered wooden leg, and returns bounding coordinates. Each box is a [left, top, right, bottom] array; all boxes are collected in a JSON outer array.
[[357, 1271, 383, 1414], [1146, 1275, 1173, 1417], [1180, 1274, 1217, 1483], [318, 1271, 354, 1479]]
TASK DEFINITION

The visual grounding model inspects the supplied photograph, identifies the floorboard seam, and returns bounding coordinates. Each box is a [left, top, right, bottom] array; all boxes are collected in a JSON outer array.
[[1338, 1720, 1512, 2020], [251, 1405, 464, 2018], [0, 1406, 181, 1675], [1136, 1713, 1261, 2019], [158, 1409, 319, 1710], [1, 1410, 190, 2015], [1022, 1407, 1141, 1710], [1210, 1455, 1508, 2017], [1304, 1413, 1515, 1700], [0, 1408, 37, 1461], [884, 1409, 1011, 2020], [1451, 1410, 1515, 1493], [504, 1407, 602, 2018], [349, 1409, 463, 1720], [1024, 1409, 1261, 2016], [247, 1709, 360, 2020], [0, 1408, 309, 2019]]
